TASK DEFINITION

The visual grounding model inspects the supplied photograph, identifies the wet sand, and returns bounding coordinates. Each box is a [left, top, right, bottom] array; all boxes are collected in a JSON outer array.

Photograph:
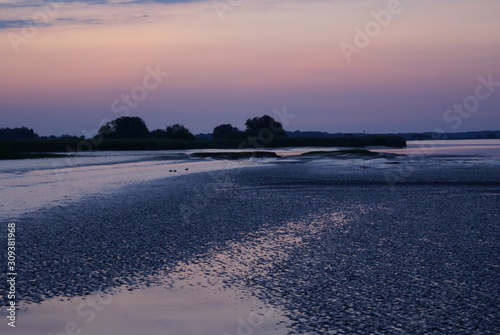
[[1, 156, 499, 334]]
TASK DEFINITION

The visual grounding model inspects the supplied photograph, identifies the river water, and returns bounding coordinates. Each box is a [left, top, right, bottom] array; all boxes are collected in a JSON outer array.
[[1, 139, 499, 335]]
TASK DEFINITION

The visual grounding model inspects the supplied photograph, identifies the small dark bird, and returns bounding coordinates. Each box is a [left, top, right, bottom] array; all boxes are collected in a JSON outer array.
[[173, 170, 177, 172], [185, 168, 189, 171], [169, 170, 173, 172]]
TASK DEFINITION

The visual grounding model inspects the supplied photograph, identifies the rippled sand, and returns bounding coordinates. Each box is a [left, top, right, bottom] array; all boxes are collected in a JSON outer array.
[[1, 153, 499, 334]]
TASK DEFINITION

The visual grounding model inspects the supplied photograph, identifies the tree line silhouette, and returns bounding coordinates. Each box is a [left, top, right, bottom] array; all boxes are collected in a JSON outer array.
[[1, 115, 408, 159], [1, 115, 286, 141], [96, 115, 285, 141]]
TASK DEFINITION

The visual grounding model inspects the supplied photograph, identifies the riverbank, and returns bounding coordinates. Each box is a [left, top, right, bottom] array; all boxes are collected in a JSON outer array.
[[0, 135, 406, 159]]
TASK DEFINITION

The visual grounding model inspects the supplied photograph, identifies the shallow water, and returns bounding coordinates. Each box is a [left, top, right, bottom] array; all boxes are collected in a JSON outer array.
[[1, 140, 499, 334], [2, 208, 344, 335], [4, 140, 498, 222], [371, 139, 500, 157], [0, 156, 257, 221], [2, 284, 289, 335]]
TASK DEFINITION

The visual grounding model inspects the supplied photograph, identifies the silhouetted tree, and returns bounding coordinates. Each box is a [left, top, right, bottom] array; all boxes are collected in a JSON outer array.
[[150, 129, 167, 139], [245, 115, 285, 137], [213, 124, 242, 140], [59, 134, 80, 140], [98, 117, 149, 139], [165, 124, 195, 141], [0, 127, 39, 140]]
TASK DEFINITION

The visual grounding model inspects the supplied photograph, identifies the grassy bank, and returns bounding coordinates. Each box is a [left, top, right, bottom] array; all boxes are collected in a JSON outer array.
[[0, 135, 405, 159], [0, 152, 73, 160]]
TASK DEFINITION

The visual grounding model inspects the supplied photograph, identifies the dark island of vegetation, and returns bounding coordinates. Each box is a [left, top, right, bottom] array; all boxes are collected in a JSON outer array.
[[1, 115, 407, 159]]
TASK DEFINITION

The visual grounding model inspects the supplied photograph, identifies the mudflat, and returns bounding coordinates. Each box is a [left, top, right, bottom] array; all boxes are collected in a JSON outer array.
[[1, 156, 499, 334]]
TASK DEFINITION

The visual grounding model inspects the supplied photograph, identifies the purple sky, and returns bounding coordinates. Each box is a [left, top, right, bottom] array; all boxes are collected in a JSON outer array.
[[1, 0, 499, 136]]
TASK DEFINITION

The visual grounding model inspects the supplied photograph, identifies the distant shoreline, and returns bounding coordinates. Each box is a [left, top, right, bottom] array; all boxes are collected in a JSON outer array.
[[0, 135, 406, 160]]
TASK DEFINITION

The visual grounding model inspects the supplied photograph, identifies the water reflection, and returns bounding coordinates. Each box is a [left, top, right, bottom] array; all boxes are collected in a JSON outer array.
[[0, 159, 259, 221], [372, 139, 500, 156], [1, 211, 349, 335]]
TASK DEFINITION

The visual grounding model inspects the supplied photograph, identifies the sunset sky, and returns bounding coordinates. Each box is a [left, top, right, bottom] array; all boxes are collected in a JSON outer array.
[[1, 0, 499, 136]]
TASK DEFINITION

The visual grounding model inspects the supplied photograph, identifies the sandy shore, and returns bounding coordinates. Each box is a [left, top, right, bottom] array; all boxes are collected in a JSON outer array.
[[1, 156, 499, 334]]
